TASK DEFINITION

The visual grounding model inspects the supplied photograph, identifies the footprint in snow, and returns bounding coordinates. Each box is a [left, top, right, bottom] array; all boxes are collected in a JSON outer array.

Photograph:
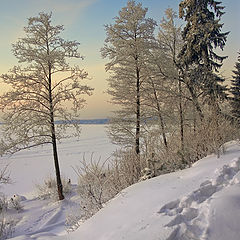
[[158, 157, 240, 240]]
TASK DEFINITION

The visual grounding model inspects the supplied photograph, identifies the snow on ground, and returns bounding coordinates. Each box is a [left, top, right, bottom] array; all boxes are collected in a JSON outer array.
[[0, 124, 116, 197], [2, 136, 240, 239], [6, 185, 80, 240], [66, 142, 240, 240]]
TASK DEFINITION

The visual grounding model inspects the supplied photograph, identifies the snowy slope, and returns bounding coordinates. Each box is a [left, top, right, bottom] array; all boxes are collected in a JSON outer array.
[[5, 141, 240, 240], [67, 142, 240, 240]]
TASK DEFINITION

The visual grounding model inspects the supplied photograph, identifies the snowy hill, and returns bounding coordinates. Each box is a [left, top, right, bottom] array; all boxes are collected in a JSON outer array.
[[5, 141, 240, 240]]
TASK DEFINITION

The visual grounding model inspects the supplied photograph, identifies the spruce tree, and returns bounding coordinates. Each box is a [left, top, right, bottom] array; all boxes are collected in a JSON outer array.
[[230, 52, 240, 120], [178, 0, 229, 118]]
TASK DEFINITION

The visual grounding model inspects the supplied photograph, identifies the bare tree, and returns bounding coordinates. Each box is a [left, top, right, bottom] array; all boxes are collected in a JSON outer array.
[[0, 12, 93, 200]]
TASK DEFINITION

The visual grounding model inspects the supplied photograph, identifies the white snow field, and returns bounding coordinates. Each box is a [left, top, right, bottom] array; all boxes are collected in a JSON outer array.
[[1, 131, 240, 239], [0, 124, 116, 197]]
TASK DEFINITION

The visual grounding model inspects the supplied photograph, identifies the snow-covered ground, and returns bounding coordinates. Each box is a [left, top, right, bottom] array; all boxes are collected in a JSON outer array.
[[0, 124, 116, 197], [1, 129, 240, 240]]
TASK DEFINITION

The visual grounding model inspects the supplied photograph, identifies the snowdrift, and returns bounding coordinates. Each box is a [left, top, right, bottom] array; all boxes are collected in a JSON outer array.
[[8, 142, 240, 240]]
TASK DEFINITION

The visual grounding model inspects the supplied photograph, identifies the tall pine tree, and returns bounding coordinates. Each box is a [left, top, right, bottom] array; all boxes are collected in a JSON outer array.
[[230, 52, 240, 120], [178, 0, 229, 118]]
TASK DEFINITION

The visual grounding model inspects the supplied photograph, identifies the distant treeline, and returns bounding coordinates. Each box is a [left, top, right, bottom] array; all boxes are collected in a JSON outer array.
[[0, 119, 109, 125], [55, 119, 109, 125]]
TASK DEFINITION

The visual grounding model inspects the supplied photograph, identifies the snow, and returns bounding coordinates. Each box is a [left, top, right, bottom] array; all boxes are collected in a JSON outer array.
[[67, 142, 240, 240], [1, 127, 240, 240], [0, 124, 116, 197]]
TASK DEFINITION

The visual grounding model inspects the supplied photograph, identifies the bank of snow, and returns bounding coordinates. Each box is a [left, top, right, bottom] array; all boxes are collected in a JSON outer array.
[[8, 142, 240, 240]]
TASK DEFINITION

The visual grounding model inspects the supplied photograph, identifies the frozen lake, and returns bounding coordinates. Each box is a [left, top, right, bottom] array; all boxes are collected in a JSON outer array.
[[0, 124, 117, 197]]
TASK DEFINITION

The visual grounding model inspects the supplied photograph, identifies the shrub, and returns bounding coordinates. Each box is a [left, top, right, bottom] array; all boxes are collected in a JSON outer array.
[[0, 213, 14, 240], [0, 166, 15, 240], [36, 176, 72, 200], [0, 165, 10, 186], [75, 157, 116, 220], [142, 114, 240, 175], [110, 149, 148, 186], [70, 150, 146, 230], [8, 197, 23, 212], [65, 207, 84, 233], [0, 196, 8, 214]]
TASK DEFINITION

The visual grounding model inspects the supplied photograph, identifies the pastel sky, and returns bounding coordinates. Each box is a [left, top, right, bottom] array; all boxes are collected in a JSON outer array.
[[0, 0, 239, 119]]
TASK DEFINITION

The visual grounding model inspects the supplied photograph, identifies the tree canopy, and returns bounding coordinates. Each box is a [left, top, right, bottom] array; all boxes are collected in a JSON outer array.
[[0, 12, 93, 200]]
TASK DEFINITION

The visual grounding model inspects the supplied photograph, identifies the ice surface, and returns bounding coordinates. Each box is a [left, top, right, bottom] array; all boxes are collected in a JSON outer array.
[[0, 124, 117, 197]]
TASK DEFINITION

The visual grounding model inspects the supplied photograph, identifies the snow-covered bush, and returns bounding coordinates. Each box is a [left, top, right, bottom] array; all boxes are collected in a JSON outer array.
[[181, 115, 240, 161], [36, 176, 72, 201], [0, 196, 15, 240], [66, 207, 84, 233], [0, 166, 10, 186], [138, 112, 240, 176], [72, 150, 147, 229], [67, 158, 110, 231], [109, 149, 149, 186], [0, 196, 8, 214], [8, 197, 23, 212], [0, 166, 15, 239], [0, 214, 14, 240], [75, 157, 117, 220]]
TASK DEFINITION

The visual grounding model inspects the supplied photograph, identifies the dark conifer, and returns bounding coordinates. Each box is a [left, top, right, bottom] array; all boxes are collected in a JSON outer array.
[[230, 52, 240, 120], [178, 0, 229, 116]]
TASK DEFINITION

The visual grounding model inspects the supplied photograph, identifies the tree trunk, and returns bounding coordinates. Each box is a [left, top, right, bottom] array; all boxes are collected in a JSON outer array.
[[186, 82, 204, 121], [135, 66, 141, 179], [179, 80, 184, 152], [48, 66, 64, 201], [136, 67, 140, 156], [150, 78, 168, 150], [209, 93, 222, 116], [179, 66, 204, 121], [51, 121, 64, 201], [157, 107, 168, 150]]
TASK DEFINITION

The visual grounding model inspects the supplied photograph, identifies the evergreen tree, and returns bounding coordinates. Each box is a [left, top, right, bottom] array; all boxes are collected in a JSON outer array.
[[178, 0, 229, 118], [230, 52, 240, 120]]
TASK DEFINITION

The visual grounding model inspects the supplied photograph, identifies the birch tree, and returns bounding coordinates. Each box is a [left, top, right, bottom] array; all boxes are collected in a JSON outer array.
[[146, 8, 183, 150], [157, 8, 187, 151], [0, 12, 93, 200], [101, 0, 156, 158]]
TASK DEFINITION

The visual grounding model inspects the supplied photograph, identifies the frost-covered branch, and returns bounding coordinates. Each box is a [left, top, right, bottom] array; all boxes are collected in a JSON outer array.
[[0, 12, 94, 200]]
